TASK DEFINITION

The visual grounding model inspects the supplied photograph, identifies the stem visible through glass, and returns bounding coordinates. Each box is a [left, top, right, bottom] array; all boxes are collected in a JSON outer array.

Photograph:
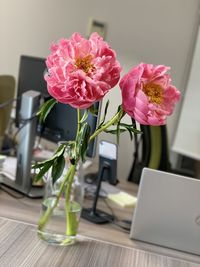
[[38, 165, 74, 231], [65, 108, 81, 236]]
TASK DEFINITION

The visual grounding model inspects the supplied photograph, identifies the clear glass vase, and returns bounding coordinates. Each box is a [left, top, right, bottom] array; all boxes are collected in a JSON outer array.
[[37, 148, 84, 246]]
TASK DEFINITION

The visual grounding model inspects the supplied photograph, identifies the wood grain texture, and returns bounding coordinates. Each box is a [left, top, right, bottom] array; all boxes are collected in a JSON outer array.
[[0, 218, 199, 267], [0, 180, 136, 247], [0, 179, 200, 266]]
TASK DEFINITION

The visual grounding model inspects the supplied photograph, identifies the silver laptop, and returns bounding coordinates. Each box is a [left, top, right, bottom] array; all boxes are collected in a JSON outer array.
[[130, 168, 200, 255]]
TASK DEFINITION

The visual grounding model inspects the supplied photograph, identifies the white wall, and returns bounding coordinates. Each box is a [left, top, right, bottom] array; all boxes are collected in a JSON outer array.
[[0, 0, 199, 180], [172, 25, 200, 160]]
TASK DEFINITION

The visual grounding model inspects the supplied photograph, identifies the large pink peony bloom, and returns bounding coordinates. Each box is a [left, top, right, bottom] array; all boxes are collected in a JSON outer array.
[[45, 32, 121, 109], [119, 63, 180, 125]]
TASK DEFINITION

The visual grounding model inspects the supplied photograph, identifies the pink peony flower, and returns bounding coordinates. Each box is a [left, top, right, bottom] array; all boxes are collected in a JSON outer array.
[[119, 63, 180, 125], [45, 32, 121, 109]]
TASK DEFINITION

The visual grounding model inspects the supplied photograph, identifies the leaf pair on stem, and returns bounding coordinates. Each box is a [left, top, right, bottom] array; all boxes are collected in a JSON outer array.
[[33, 98, 140, 185]]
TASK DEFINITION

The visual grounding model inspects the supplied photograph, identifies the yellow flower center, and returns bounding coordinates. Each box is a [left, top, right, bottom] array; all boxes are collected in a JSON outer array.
[[143, 82, 163, 104], [75, 55, 94, 74]]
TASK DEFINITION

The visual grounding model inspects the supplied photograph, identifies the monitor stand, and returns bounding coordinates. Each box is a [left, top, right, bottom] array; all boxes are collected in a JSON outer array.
[[0, 176, 44, 198], [0, 90, 44, 198]]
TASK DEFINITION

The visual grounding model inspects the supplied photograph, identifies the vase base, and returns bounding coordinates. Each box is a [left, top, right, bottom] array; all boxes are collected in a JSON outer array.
[[37, 230, 76, 246]]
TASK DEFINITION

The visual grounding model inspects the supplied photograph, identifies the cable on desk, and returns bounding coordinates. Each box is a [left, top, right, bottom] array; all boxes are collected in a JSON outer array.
[[0, 114, 38, 156], [12, 113, 38, 143], [0, 97, 40, 155], [84, 185, 131, 232], [0, 97, 18, 109], [102, 197, 131, 233]]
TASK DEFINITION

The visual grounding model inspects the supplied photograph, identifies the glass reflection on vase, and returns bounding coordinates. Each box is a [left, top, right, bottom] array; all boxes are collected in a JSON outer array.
[[37, 146, 84, 246]]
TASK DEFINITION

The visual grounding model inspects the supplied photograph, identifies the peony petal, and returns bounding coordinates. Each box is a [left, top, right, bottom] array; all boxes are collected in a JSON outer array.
[[148, 115, 166, 126], [45, 32, 121, 109], [120, 62, 180, 126], [133, 110, 148, 125]]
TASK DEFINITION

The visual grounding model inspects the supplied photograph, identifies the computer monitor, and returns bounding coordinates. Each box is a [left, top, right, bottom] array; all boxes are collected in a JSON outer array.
[[16, 55, 100, 158], [15, 55, 48, 128], [40, 101, 100, 157]]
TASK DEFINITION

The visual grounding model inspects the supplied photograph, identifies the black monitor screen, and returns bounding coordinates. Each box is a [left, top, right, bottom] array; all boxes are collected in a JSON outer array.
[[40, 101, 100, 158], [16, 55, 48, 127], [16, 55, 100, 158]]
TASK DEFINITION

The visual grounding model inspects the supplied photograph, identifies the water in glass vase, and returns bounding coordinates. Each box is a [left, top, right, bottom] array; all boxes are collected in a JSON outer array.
[[38, 196, 82, 246], [37, 143, 84, 246]]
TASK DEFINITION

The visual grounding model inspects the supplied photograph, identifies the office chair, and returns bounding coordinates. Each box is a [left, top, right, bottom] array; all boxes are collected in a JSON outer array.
[[0, 75, 15, 152], [128, 120, 195, 184]]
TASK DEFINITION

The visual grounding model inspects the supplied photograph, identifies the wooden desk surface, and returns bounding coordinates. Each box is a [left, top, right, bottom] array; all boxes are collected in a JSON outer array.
[[0, 217, 199, 267], [0, 180, 200, 266]]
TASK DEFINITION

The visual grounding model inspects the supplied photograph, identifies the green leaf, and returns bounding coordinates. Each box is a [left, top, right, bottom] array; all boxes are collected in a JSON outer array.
[[54, 142, 67, 156], [126, 128, 133, 140], [80, 110, 89, 124], [88, 104, 98, 116], [104, 128, 127, 134], [37, 98, 57, 123], [116, 122, 120, 144], [80, 124, 91, 161], [117, 104, 122, 112], [98, 100, 109, 128], [32, 143, 67, 170], [68, 142, 76, 162], [33, 160, 53, 182], [119, 123, 141, 134], [51, 155, 66, 184], [75, 122, 91, 161], [32, 158, 54, 169], [119, 123, 133, 129]]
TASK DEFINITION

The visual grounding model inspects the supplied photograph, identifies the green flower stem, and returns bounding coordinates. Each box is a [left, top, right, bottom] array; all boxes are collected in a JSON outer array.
[[38, 165, 74, 232], [65, 165, 77, 236], [74, 108, 81, 160], [38, 105, 124, 238], [89, 107, 124, 142], [63, 108, 81, 237], [76, 109, 81, 141]]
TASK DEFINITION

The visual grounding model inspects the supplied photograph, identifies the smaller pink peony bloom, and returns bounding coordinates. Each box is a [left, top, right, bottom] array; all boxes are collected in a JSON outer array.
[[45, 32, 122, 109], [119, 63, 180, 126]]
